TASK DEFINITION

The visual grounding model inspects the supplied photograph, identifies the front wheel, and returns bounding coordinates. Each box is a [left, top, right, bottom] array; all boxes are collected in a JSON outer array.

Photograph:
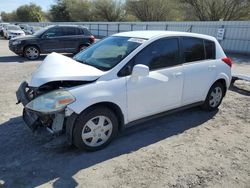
[[24, 46, 40, 60], [73, 107, 118, 151], [202, 82, 225, 111]]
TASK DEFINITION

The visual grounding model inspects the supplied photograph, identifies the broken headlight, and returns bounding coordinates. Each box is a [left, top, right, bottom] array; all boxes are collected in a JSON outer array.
[[25, 89, 75, 113]]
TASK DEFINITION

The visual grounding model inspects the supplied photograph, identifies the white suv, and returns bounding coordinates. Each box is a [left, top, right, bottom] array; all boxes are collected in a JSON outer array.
[[16, 31, 232, 151]]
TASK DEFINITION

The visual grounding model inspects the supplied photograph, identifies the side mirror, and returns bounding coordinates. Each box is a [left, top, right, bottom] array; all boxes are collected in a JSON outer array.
[[131, 64, 149, 78], [43, 33, 53, 38]]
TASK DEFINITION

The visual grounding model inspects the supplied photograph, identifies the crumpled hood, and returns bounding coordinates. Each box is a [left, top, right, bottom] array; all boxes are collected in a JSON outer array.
[[29, 52, 105, 87]]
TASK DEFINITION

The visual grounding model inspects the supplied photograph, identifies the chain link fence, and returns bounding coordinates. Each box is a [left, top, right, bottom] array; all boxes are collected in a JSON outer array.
[[28, 21, 250, 55]]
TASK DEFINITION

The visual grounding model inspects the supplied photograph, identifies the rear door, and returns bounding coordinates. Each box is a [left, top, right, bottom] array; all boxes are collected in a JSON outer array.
[[39, 27, 63, 53], [59, 27, 80, 53], [181, 37, 217, 105]]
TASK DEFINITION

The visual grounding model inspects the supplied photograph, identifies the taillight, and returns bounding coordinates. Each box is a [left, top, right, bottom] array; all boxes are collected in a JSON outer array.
[[90, 35, 95, 43], [222, 57, 233, 68]]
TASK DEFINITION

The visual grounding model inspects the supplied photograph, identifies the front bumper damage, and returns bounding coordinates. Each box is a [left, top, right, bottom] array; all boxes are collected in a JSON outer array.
[[16, 81, 76, 143]]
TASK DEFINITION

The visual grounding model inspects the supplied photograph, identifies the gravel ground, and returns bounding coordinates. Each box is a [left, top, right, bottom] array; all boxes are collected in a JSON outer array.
[[0, 37, 249, 188]]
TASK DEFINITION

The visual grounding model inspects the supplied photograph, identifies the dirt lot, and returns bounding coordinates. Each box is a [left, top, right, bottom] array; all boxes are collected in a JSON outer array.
[[0, 37, 249, 188]]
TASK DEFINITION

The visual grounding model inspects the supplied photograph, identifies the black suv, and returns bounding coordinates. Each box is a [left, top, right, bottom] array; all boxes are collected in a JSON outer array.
[[9, 25, 95, 60]]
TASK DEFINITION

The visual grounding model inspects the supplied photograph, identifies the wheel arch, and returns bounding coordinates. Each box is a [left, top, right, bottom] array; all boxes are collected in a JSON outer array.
[[66, 101, 125, 145], [215, 73, 231, 88], [208, 78, 228, 98], [215, 78, 227, 95], [83, 102, 125, 131]]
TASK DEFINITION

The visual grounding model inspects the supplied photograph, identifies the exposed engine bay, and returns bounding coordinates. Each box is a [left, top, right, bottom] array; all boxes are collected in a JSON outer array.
[[16, 80, 94, 134]]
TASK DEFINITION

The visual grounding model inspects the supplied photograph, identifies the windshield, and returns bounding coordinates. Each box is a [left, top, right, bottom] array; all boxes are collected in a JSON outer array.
[[33, 26, 53, 36], [7, 25, 20, 30], [73, 36, 146, 71]]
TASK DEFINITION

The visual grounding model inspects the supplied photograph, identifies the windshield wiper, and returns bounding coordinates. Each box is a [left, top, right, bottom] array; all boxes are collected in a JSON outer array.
[[75, 59, 87, 64], [74, 59, 108, 71]]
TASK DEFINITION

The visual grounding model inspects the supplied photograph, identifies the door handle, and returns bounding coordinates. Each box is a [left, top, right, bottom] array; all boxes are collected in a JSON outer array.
[[173, 72, 182, 78], [208, 65, 216, 70]]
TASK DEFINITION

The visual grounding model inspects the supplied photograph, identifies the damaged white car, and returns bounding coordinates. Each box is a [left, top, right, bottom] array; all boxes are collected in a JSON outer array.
[[16, 31, 232, 151]]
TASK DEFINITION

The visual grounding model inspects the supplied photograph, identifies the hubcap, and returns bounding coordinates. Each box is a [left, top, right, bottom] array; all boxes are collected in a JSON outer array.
[[26, 47, 39, 59], [81, 116, 113, 147], [209, 87, 223, 107]]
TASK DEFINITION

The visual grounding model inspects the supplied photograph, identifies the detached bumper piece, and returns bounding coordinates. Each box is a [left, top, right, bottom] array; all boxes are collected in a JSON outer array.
[[16, 81, 41, 131], [23, 109, 40, 131], [16, 81, 30, 106]]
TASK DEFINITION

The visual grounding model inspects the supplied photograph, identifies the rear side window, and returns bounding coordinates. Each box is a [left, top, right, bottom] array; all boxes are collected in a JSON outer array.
[[135, 38, 180, 70], [83, 28, 92, 35], [204, 40, 216, 59], [45, 28, 63, 37], [63, 27, 77, 36], [183, 37, 205, 63], [77, 28, 84, 35]]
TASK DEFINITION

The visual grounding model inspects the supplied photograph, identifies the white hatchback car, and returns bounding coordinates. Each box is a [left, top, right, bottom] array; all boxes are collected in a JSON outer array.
[[4, 25, 25, 39], [16, 31, 232, 151]]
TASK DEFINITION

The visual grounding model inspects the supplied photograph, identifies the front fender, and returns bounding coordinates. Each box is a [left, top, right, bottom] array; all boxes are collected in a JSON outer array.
[[67, 79, 128, 122]]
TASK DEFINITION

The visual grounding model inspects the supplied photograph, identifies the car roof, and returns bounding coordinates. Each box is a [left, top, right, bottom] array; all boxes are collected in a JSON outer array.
[[113, 30, 215, 41], [7, 24, 20, 27], [54, 25, 88, 29]]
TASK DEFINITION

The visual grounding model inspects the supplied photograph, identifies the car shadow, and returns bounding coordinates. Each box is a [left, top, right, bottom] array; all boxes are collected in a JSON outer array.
[[230, 83, 250, 96], [0, 54, 74, 63], [0, 55, 46, 63], [0, 107, 218, 187]]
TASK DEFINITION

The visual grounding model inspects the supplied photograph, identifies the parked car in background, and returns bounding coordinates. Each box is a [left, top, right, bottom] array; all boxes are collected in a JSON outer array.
[[4, 25, 25, 39], [19, 24, 34, 35], [16, 31, 232, 151], [0, 23, 9, 37], [9, 25, 95, 60], [32, 26, 43, 33]]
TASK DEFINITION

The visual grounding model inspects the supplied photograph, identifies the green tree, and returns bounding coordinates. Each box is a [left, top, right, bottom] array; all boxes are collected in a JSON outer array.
[[179, 0, 250, 21], [1, 12, 17, 22], [126, 0, 177, 21], [49, 0, 71, 21], [16, 3, 44, 22], [92, 0, 126, 21], [66, 0, 93, 21]]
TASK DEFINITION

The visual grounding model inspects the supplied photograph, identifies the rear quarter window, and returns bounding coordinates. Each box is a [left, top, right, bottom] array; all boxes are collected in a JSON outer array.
[[63, 27, 77, 36], [204, 40, 216, 59], [83, 28, 92, 35]]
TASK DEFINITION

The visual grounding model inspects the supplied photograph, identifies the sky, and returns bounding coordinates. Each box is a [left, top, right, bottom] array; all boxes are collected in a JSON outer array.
[[0, 0, 55, 13]]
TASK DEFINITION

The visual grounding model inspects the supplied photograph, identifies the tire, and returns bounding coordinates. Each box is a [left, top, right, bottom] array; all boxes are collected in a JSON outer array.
[[202, 82, 225, 111], [73, 106, 119, 151], [78, 45, 88, 52], [24, 46, 40, 60]]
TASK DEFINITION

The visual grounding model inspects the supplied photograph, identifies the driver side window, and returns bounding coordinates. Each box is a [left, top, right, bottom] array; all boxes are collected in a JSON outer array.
[[44, 28, 63, 38], [118, 38, 180, 77]]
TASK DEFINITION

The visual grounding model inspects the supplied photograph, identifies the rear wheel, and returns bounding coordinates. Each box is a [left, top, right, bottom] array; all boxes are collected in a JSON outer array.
[[202, 82, 225, 111], [73, 106, 118, 151], [24, 46, 40, 60], [79, 45, 88, 52]]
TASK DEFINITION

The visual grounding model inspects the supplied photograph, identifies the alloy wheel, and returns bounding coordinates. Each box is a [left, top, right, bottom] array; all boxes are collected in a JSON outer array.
[[25, 47, 39, 60]]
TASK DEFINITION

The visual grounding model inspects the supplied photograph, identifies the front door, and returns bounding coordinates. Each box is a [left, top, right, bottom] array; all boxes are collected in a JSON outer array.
[[39, 27, 63, 53], [125, 38, 184, 122]]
